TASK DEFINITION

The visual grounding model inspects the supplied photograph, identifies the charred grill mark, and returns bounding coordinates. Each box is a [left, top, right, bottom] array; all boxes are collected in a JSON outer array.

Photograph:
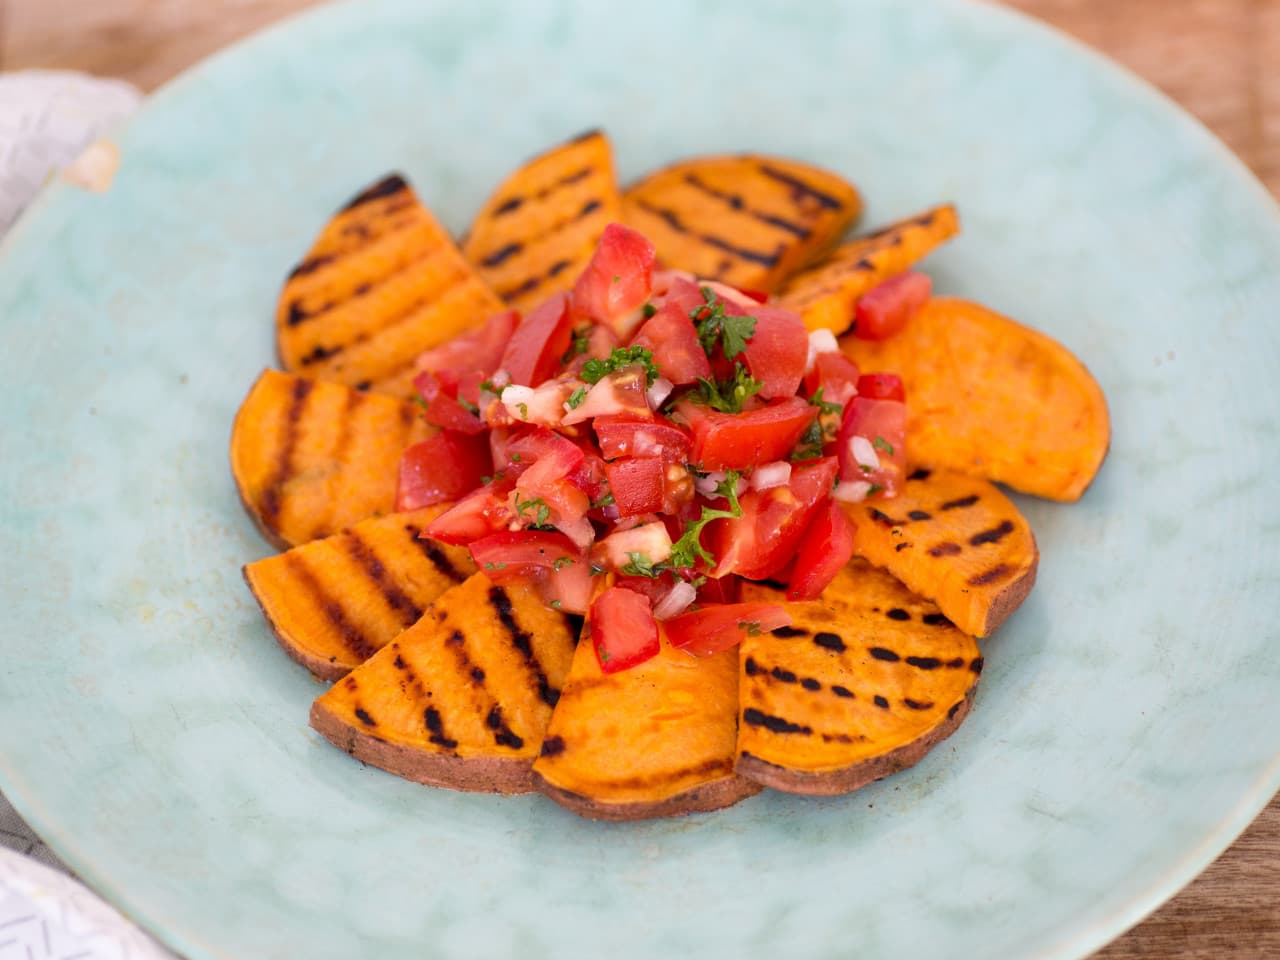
[[907, 509, 932, 521], [913, 210, 938, 227], [423, 705, 458, 750], [742, 708, 812, 735], [903, 698, 934, 711], [928, 542, 963, 558], [969, 564, 1013, 586], [683, 173, 811, 238], [481, 242, 523, 268], [970, 657, 985, 674], [771, 667, 798, 683], [597, 757, 733, 791], [354, 707, 376, 727], [486, 705, 525, 750], [873, 695, 890, 709], [771, 625, 809, 638], [922, 613, 951, 627], [940, 494, 981, 511], [685, 173, 744, 209], [895, 542, 913, 552], [757, 164, 846, 210], [342, 174, 409, 211], [947, 657, 966, 668], [286, 300, 309, 326], [831, 685, 855, 699], [569, 128, 601, 144], [869, 647, 901, 662], [970, 520, 1016, 546], [743, 657, 764, 677], [561, 166, 593, 185], [948, 701, 962, 720], [288, 254, 334, 280], [578, 198, 602, 218], [886, 608, 911, 621], [470, 666, 486, 682], [814, 632, 846, 652], [634, 200, 782, 268], [868, 508, 897, 527], [284, 555, 379, 662], [492, 196, 524, 217], [284, 245, 438, 328], [403, 524, 469, 582], [489, 586, 559, 707], [499, 276, 541, 300], [905, 656, 942, 670], [801, 678, 821, 691], [539, 735, 566, 757], [908, 468, 932, 481], [355, 380, 372, 391], [547, 258, 573, 277], [342, 530, 423, 626], [260, 377, 313, 522], [821, 732, 863, 744]]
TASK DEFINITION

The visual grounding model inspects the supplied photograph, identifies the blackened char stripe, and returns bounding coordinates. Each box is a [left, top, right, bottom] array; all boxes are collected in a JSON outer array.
[[488, 585, 560, 707], [970, 520, 1015, 546], [634, 200, 782, 268], [481, 242, 523, 268], [742, 708, 812, 735], [757, 164, 846, 210], [682, 173, 812, 239], [341, 529, 423, 627], [404, 524, 468, 582], [423, 705, 459, 750], [283, 553, 379, 662], [259, 377, 313, 524], [485, 705, 524, 750], [940, 494, 980, 511], [342, 173, 409, 211], [813, 632, 846, 652]]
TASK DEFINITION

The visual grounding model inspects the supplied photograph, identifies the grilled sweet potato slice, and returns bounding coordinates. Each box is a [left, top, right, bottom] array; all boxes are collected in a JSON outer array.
[[462, 130, 621, 312], [276, 173, 505, 398], [779, 205, 960, 333], [310, 573, 576, 794], [844, 470, 1038, 637], [841, 297, 1110, 501], [621, 154, 861, 293], [244, 506, 475, 680], [230, 369, 432, 548], [532, 626, 762, 821], [736, 560, 982, 796]]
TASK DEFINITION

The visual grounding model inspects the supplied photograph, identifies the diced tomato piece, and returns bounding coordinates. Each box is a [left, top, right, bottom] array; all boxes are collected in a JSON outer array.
[[566, 436, 609, 500], [468, 530, 582, 579], [629, 302, 712, 384], [412, 371, 485, 434], [591, 586, 660, 673], [856, 372, 905, 402], [615, 572, 674, 607], [663, 603, 792, 657], [738, 289, 769, 304], [560, 368, 652, 425], [803, 351, 861, 409], [594, 521, 673, 571], [787, 499, 855, 601], [537, 480, 594, 549], [506, 426, 584, 482], [415, 309, 519, 394], [395, 431, 491, 511], [423, 477, 516, 545], [677, 397, 817, 471], [654, 275, 710, 315], [603, 457, 665, 518], [501, 292, 575, 386], [593, 416, 692, 461], [571, 224, 656, 334], [537, 555, 593, 614], [838, 396, 907, 496], [696, 574, 740, 605], [853, 271, 932, 341], [741, 305, 808, 399], [709, 456, 837, 579]]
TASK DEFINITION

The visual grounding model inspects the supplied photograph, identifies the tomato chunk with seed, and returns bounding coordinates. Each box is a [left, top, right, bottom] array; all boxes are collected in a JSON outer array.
[[664, 603, 792, 657], [423, 477, 516, 545], [629, 302, 711, 384], [804, 351, 861, 409], [838, 396, 907, 496], [571, 224, 656, 334], [501, 292, 575, 386], [593, 416, 691, 461], [677, 397, 816, 471], [741, 305, 808, 399], [395, 432, 491, 510], [412, 371, 485, 434], [856, 372, 905, 402], [853, 271, 932, 341], [468, 530, 582, 579], [788, 500, 855, 600], [603, 457, 665, 517], [592, 586, 660, 673]]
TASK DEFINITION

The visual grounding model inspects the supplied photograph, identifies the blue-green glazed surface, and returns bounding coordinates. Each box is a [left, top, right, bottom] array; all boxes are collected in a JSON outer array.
[[0, 1, 1277, 958]]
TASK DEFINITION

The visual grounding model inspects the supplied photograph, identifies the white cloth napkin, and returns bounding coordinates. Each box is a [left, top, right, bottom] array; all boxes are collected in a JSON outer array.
[[0, 70, 141, 235]]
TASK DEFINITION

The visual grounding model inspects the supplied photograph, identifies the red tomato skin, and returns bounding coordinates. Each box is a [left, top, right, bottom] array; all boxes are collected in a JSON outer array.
[[838, 397, 907, 496], [500, 292, 575, 386], [678, 397, 817, 471], [803, 351, 861, 408], [468, 530, 582, 577], [416, 309, 519, 393], [506, 426, 585, 482], [537, 557, 593, 614], [603, 457, 666, 517], [856, 372, 905, 402], [629, 303, 712, 384], [738, 289, 770, 304], [422, 477, 516, 545], [395, 431, 492, 511], [787, 500, 855, 601], [591, 586, 660, 674], [412, 371, 486, 434], [742, 305, 808, 399], [593, 416, 692, 461], [852, 271, 932, 341], [697, 574, 741, 605], [571, 224, 656, 330], [663, 603, 792, 657]]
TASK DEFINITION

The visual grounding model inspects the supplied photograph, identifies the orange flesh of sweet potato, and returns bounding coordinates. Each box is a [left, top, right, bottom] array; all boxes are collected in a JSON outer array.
[[243, 506, 476, 680], [621, 154, 862, 293], [841, 296, 1110, 500], [531, 621, 762, 820], [309, 574, 576, 795], [229, 369, 433, 548], [736, 560, 981, 796], [778, 204, 960, 333], [844, 470, 1038, 638], [276, 173, 505, 399], [462, 130, 622, 312]]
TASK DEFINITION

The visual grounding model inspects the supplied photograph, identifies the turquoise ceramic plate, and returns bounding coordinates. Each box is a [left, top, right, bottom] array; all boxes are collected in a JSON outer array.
[[1, 1, 1277, 958]]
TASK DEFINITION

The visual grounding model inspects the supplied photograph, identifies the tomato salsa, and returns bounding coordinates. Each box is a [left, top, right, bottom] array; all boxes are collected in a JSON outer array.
[[400, 223, 921, 674]]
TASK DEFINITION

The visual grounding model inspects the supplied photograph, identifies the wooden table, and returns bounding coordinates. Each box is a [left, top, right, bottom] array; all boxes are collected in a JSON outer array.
[[1, 1, 1276, 957]]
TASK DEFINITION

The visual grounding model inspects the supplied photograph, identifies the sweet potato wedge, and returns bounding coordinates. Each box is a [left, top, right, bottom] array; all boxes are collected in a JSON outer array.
[[230, 369, 432, 549], [841, 297, 1110, 500], [462, 130, 622, 312], [621, 154, 862, 293], [243, 506, 476, 680], [531, 623, 762, 821], [844, 470, 1038, 637], [736, 560, 982, 796], [276, 173, 505, 398], [779, 205, 960, 333], [310, 573, 576, 794]]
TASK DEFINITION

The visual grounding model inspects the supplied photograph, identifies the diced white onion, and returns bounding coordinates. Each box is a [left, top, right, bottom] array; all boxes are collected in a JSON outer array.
[[598, 521, 673, 569], [805, 329, 839, 373], [750, 461, 792, 490], [490, 369, 511, 389], [693, 470, 726, 496], [849, 435, 880, 471], [499, 384, 535, 418], [833, 481, 873, 503], [646, 376, 674, 410], [653, 581, 698, 620]]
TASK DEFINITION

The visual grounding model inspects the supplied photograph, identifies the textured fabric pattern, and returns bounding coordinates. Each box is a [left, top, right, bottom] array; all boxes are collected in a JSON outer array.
[[0, 789, 62, 871]]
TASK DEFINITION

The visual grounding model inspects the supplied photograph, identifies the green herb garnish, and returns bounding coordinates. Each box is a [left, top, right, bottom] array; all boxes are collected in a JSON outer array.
[[565, 386, 588, 410], [642, 302, 657, 319], [553, 556, 575, 571], [809, 386, 843, 417], [580, 345, 659, 386], [873, 435, 895, 455], [514, 493, 551, 528], [690, 286, 757, 359], [687, 363, 763, 414], [561, 326, 592, 364], [620, 552, 660, 578]]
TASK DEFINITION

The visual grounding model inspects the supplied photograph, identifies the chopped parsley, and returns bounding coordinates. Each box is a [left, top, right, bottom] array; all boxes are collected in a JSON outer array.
[[565, 386, 588, 410], [552, 556, 575, 571], [597, 645, 612, 662], [790, 417, 826, 462], [550, 599, 562, 610], [510, 452, 522, 463], [867, 483, 884, 496], [458, 397, 481, 416], [690, 286, 757, 359], [619, 552, 660, 578], [516, 402, 529, 420], [594, 490, 615, 508], [561, 326, 592, 363], [411, 395, 428, 409], [514, 493, 551, 528], [666, 472, 744, 569], [739, 620, 763, 636], [687, 363, 763, 414], [809, 386, 843, 417], [478, 379, 497, 395], [873, 436, 895, 455], [642, 302, 657, 319], [580, 345, 659, 386]]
